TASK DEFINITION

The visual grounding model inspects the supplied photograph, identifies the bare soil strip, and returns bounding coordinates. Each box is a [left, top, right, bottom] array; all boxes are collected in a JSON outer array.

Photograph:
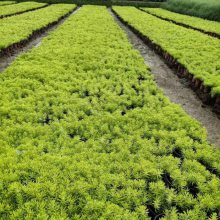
[[0, 7, 80, 73], [138, 8, 220, 40], [0, 4, 49, 19], [111, 8, 220, 116], [109, 8, 220, 149]]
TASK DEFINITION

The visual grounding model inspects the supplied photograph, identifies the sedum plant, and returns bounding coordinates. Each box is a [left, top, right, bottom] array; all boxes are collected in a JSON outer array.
[[0, 5, 219, 219]]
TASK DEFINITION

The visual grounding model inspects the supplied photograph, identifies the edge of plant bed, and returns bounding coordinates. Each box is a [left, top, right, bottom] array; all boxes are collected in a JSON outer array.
[[0, 4, 49, 19], [138, 8, 220, 40], [0, 6, 79, 59], [111, 7, 220, 116]]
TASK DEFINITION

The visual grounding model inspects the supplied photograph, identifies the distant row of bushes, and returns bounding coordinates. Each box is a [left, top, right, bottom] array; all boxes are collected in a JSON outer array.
[[163, 0, 220, 21], [0, 0, 164, 6], [111, 0, 163, 7], [74, 0, 164, 7], [71, 0, 219, 20], [1, 0, 219, 20]]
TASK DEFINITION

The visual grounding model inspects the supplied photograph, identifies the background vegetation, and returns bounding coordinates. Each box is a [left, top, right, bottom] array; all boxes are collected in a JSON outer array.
[[1, 0, 220, 17], [163, 0, 220, 21], [0, 0, 164, 7]]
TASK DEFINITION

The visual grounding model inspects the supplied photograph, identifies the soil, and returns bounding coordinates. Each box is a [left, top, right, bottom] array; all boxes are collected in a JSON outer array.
[[109, 9, 220, 149], [0, 7, 80, 72]]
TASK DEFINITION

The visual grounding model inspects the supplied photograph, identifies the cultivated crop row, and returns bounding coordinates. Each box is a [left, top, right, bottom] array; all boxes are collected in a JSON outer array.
[[141, 8, 220, 38], [0, 1, 15, 6], [112, 7, 220, 105], [0, 5, 219, 219], [0, 1, 47, 18], [0, 4, 76, 55]]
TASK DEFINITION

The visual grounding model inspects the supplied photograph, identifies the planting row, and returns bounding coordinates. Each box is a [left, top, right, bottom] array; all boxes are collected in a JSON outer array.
[[0, 1, 15, 6], [0, 5, 220, 219], [113, 7, 220, 98], [141, 8, 220, 38], [0, 4, 76, 54], [0, 1, 47, 18], [163, 0, 220, 22]]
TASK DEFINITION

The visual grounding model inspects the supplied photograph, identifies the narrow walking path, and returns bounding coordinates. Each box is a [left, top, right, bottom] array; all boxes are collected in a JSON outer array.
[[109, 8, 220, 149], [0, 7, 80, 73]]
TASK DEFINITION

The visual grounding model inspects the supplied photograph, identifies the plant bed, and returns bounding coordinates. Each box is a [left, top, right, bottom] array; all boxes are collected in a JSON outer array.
[[138, 8, 220, 39], [111, 7, 220, 116], [0, 2, 49, 18], [0, 6, 78, 58], [0, 5, 220, 219], [0, 4, 49, 19]]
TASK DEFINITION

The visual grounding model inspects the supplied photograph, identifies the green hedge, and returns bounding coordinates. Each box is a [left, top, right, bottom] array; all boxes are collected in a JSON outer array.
[[0, 0, 163, 6], [112, 1, 163, 7], [163, 0, 220, 21]]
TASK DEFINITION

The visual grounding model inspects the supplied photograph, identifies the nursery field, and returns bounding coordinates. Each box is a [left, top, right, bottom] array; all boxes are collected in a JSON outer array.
[[0, 3, 220, 220], [113, 6, 220, 96], [141, 7, 220, 37]]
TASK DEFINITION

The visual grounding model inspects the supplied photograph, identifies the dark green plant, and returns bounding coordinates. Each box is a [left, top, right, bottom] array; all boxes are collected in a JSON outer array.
[[163, 0, 220, 21]]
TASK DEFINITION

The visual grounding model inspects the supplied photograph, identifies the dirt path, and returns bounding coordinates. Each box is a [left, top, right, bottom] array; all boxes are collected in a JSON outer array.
[[109, 8, 220, 149], [0, 7, 80, 73]]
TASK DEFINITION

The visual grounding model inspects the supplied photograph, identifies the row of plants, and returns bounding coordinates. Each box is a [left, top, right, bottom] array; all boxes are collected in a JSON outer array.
[[0, 1, 16, 6], [112, 6, 220, 97], [0, 5, 220, 219], [112, 0, 162, 7], [1, 0, 111, 5], [0, 3, 76, 52], [0, 1, 47, 18], [141, 7, 220, 37], [1, 0, 164, 7], [163, 0, 220, 21]]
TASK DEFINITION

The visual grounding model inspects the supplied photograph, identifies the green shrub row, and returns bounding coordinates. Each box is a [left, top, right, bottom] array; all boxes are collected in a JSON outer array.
[[0, 1, 16, 6], [0, 1, 47, 17], [112, 0, 163, 7], [141, 8, 220, 36], [5, 0, 164, 7], [0, 5, 220, 219], [0, 4, 76, 51], [163, 0, 220, 22], [113, 6, 220, 96], [13, 0, 110, 4]]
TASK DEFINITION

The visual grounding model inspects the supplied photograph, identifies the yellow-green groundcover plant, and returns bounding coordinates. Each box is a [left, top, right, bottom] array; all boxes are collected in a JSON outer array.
[[0, 4, 76, 51], [0, 5, 219, 219], [0, 1, 47, 17], [142, 8, 220, 36], [0, 1, 16, 6], [113, 6, 220, 96]]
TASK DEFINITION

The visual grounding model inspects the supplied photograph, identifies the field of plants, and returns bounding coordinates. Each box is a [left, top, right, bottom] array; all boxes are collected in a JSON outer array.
[[112, 7, 220, 96], [0, 4, 76, 52], [0, 1, 47, 18], [0, 2, 220, 219], [0, 1, 16, 5], [141, 8, 220, 38], [164, 0, 220, 21]]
